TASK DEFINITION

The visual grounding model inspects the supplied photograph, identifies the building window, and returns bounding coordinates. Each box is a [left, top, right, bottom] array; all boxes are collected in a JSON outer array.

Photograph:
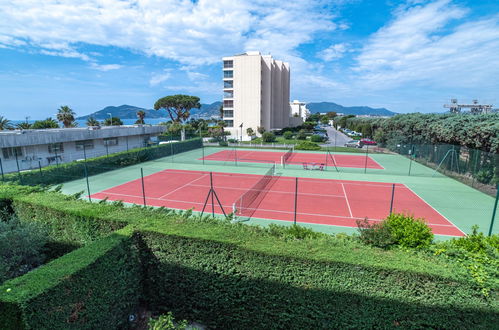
[[104, 137, 119, 146], [223, 100, 233, 108], [224, 80, 233, 88], [2, 147, 22, 159], [223, 70, 233, 78], [223, 60, 233, 68], [224, 120, 234, 127], [75, 140, 94, 150], [224, 91, 233, 98], [48, 143, 64, 153], [223, 110, 234, 118]]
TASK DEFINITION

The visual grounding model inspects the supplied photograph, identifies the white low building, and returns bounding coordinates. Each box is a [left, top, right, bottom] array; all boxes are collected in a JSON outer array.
[[290, 100, 310, 121], [0, 125, 165, 174]]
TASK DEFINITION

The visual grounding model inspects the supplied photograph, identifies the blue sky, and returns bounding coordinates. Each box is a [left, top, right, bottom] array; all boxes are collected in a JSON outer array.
[[1, 0, 498, 119]]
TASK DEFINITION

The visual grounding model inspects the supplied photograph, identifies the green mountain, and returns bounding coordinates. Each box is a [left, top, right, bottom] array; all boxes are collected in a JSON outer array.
[[307, 102, 396, 116], [77, 102, 222, 120]]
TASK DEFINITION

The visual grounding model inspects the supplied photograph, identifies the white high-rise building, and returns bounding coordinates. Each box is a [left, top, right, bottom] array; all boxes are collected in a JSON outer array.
[[290, 100, 310, 121], [222, 51, 299, 140]]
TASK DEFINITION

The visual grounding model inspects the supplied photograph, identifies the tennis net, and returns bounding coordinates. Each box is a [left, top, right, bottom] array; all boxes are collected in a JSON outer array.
[[233, 164, 276, 221], [281, 147, 294, 167]]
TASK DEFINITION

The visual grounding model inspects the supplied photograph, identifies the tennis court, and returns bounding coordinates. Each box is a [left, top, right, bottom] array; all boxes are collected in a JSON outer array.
[[200, 149, 384, 169], [89, 168, 464, 236]]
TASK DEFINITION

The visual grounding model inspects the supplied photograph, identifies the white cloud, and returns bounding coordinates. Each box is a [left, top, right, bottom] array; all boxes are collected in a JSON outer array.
[[317, 43, 349, 61], [0, 0, 338, 66], [149, 71, 172, 86], [89, 63, 123, 71], [352, 0, 499, 90]]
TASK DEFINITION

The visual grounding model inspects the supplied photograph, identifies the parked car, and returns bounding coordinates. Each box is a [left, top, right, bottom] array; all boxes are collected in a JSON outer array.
[[360, 138, 377, 145], [345, 140, 361, 148]]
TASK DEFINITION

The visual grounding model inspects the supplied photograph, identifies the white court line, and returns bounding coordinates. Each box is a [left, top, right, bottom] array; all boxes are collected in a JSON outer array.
[[341, 183, 353, 218], [93, 191, 458, 228], [158, 173, 208, 199]]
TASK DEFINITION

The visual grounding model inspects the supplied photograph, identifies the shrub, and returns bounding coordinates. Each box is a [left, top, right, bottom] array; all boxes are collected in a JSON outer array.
[[295, 141, 321, 150], [296, 129, 307, 140], [227, 138, 238, 143], [0, 215, 48, 283], [267, 224, 323, 240], [262, 131, 276, 143], [283, 131, 293, 140], [384, 213, 434, 249], [310, 134, 325, 143], [218, 141, 228, 147], [149, 312, 188, 330], [356, 218, 395, 249]]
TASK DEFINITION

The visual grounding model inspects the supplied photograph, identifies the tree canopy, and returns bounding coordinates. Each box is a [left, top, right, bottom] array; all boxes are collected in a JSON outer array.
[[32, 118, 59, 129], [154, 95, 200, 123], [0, 116, 12, 130], [103, 117, 123, 126], [56, 105, 76, 128]]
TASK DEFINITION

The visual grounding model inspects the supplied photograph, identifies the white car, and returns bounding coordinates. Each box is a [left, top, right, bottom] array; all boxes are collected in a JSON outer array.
[[345, 140, 361, 148]]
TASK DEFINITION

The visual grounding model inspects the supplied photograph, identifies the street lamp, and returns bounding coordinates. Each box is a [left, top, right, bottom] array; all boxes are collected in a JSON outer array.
[[239, 122, 243, 142], [107, 113, 112, 126]]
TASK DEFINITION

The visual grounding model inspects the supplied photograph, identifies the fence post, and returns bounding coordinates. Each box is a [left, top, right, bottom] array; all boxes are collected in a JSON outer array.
[[126, 136, 129, 152], [294, 177, 298, 225], [83, 144, 87, 161], [472, 149, 479, 187], [0, 157, 4, 181], [488, 184, 499, 236], [38, 160, 42, 177], [84, 163, 91, 202], [389, 184, 396, 214], [211, 172, 215, 217], [55, 148, 59, 166], [14, 149, 22, 183], [105, 142, 109, 157], [364, 145, 369, 174], [141, 168, 146, 206], [408, 145, 415, 176]]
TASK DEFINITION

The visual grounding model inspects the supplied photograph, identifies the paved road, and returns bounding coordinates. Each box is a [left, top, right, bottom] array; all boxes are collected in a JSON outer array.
[[323, 126, 351, 147]]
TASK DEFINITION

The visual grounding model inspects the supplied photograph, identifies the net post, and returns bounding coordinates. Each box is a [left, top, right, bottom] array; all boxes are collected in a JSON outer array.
[[488, 184, 499, 236], [281, 155, 285, 168], [364, 144, 369, 174], [408, 145, 414, 176], [232, 203, 237, 222], [141, 168, 146, 206], [389, 183, 395, 215], [210, 172, 215, 218], [294, 177, 298, 225], [0, 157, 4, 181]]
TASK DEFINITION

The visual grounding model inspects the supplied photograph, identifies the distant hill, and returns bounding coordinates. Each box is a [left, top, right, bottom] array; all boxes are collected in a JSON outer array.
[[77, 102, 222, 120], [307, 102, 396, 116]]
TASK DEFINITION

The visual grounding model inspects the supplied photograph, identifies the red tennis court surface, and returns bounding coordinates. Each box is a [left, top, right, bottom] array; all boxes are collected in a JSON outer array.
[[90, 169, 464, 236], [201, 150, 384, 169]]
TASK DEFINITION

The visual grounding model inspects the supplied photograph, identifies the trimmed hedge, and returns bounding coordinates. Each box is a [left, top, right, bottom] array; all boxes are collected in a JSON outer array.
[[0, 186, 497, 328], [138, 228, 498, 329], [0, 226, 141, 329], [5, 138, 202, 186]]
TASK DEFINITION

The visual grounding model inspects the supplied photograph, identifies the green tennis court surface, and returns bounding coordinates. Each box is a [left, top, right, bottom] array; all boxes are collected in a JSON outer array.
[[60, 146, 498, 238]]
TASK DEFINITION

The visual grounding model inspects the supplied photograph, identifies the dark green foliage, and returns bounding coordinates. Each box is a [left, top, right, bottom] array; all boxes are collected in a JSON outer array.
[[139, 231, 496, 329], [295, 141, 321, 150], [310, 134, 325, 142], [295, 129, 307, 140], [357, 214, 434, 249], [218, 140, 228, 146], [31, 118, 59, 129], [283, 131, 293, 140], [149, 312, 188, 330], [4, 138, 202, 186], [0, 228, 141, 329], [0, 215, 48, 283], [261, 131, 276, 142], [103, 116, 123, 126], [267, 223, 323, 240]]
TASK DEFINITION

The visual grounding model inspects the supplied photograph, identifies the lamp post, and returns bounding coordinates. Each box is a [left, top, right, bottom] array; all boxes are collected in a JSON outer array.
[[239, 122, 243, 142], [107, 113, 112, 126]]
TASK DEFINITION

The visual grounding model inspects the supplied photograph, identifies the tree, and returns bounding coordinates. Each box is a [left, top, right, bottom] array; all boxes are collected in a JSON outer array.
[[219, 104, 224, 119], [0, 116, 12, 130], [56, 105, 76, 128], [246, 127, 255, 137], [217, 120, 227, 140], [103, 117, 123, 126], [283, 131, 293, 140], [135, 110, 146, 124], [16, 122, 32, 129], [32, 118, 59, 129], [326, 112, 337, 119], [296, 129, 307, 140], [86, 117, 100, 127], [262, 131, 276, 143], [257, 126, 266, 135], [154, 95, 201, 123], [320, 115, 330, 125]]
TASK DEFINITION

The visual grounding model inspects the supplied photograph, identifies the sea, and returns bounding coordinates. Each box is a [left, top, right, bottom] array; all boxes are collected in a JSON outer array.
[[10, 118, 170, 127]]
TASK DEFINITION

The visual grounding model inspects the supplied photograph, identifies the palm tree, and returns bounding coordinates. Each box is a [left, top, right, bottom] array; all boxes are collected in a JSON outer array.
[[16, 122, 32, 129], [217, 120, 227, 141], [103, 117, 123, 126], [135, 110, 146, 124], [86, 117, 100, 127], [56, 105, 76, 128], [0, 116, 12, 130], [246, 127, 255, 137]]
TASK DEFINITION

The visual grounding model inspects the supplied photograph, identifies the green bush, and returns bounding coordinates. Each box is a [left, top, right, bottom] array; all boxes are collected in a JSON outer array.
[[261, 132, 276, 143], [356, 218, 395, 249], [310, 134, 325, 143], [149, 312, 188, 330], [384, 213, 434, 249], [283, 131, 293, 140], [296, 129, 307, 140], [218, 141, 228, 147], [295, 141, 321, 150], [0, 215, 48, 283]]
